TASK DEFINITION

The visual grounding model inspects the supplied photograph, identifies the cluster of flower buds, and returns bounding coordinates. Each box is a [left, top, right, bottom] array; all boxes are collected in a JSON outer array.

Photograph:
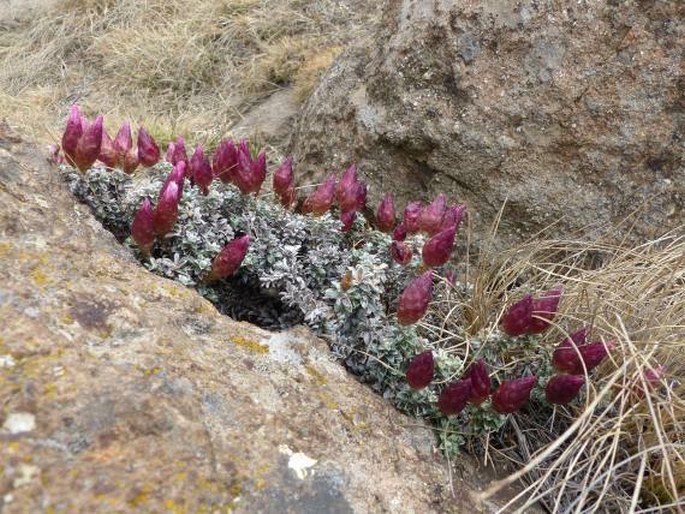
[[405, 352, 535, 417], [59, 105, 162, 173], [189, 144, 213, 196], [551, 328, 613, 375], [500, 288, 563, 336], [61, 105, 103, 172], [301, 164, 368, 232]]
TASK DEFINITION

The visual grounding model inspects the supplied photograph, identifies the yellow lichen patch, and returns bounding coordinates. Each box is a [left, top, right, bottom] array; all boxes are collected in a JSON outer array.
[[0, 242, 12, 254], [229, 336, 269, 354], [304, 364, 328, 385], [127, 484, 152, 507], [31, 268, 52, 287], [164, 499, 187, 514], [317, 390, 338, 411]]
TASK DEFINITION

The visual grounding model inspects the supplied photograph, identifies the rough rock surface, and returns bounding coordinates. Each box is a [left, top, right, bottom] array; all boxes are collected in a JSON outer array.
[[290, 0, 684, 249], [0, 124, 533, 513]]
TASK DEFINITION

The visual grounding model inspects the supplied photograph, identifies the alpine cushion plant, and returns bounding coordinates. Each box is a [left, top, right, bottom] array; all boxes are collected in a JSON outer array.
[[56, 106, 652, 508]]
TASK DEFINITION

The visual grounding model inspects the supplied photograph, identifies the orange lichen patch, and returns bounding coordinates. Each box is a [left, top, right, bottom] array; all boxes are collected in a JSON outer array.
[[229, 336, 269, 354], [304, 364, 328, 385]]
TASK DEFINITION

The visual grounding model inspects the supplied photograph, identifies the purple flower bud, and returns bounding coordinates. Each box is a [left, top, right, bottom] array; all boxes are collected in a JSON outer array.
[[390, 241, 413, 265], [336, 164, 358, 203], [340, 210, 356, 232], [234, 146, 267, 195], [279, 184, 297, 209], [406, 351, 434, 390], [122, 147, 140, 175], [552, 331, 613, 375], [492, 375, 537, 414], [166, 136, 187, 165], [397, 271, 433, 325], [98, 128, 119, 168], [403, 201, 423, 234], [153, 180, 181, 237], [131, 198, 155, 256], [73, 115, 103, 172], [302, 175, 337, 215], [421, 224, 456, 267], [189, 145, 213, 195], [392, 222, 407, 242], [376, 193, 396, 233], [206, 235, 250, 282], [545, 375, 585, 405], [633, 365, 667, 399], [61, 105, 83, 166], [213, 139, 239, 184], [163, 160, 187, 191], [467, 359, 491, 405], [273, 156, 294, 198], [438, 379, 472, 416], [419, 193, 447, 235], [113, 122, 133, 156], [500, 294, 534, 336], [339, 180, 367, 213], [439, 204, 466, 233], [137, 126, 160, 167], [529, 288, 563, 333]]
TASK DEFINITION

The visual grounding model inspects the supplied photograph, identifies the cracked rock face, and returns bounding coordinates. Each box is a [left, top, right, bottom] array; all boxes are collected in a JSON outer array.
[[0, 123, 536, 513], [290, 0, 684, 249]]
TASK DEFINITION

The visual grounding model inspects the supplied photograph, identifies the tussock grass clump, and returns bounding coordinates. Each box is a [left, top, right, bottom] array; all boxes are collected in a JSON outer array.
[[460, 233, 685, 512]]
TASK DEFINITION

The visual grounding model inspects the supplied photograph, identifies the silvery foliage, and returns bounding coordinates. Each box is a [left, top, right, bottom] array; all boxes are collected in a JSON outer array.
[[62, 162, 520, 454]]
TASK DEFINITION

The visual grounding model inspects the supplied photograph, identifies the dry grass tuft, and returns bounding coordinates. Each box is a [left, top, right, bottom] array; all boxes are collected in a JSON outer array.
[[463, 230, 685, 512], [0, 0, 379, 148]]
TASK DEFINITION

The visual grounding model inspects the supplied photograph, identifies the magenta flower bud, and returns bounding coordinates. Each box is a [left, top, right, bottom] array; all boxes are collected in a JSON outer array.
[[302, 175, 337, 215], [166, 136, 187, 165], [122, 147, 140, 175], [213, 139, 239, 183], [529, 288, 563, 333], [573, 341, 613, 374], [163, 160, 187, 191], [73, 115, 103, 172], [340, 210, 356, 232], [190, 145, 213, 195], [492, 375, 537, 414], [98, 128, 119, 168], [397, 271, 433, 325], [234, 146, 267, 195], [206, 235, 250, 282], [113, 122, 133, 155], [500, 294, 534, 336], [61, 105, 83, 166], [131, 198, 155, 256], [467, 359, 491, 405], [153, 180, 181, 237], [336, 164, 358, 203], [392, 222, 407, 242], [390, 241, 413, 265], [545, 375, 585, 405], [339, 180, 367, 213], [273, 156, 294, 197], [419, 193, 447, 235], [633, 365, 667, 399], [439, 204, 466, 232], [376, 193, 396, 233], [405, 351, 435, 390], [137, 126, 160, 167], [551, 329, 588, 373], [421, 224, 456, 267], [438, 379, 472, 416], [279, 184, 297, 209], [403, 201, 423, 234]]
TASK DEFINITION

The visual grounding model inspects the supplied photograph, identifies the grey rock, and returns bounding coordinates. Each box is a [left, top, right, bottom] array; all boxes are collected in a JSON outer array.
[[290, 0, 684, 250]]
